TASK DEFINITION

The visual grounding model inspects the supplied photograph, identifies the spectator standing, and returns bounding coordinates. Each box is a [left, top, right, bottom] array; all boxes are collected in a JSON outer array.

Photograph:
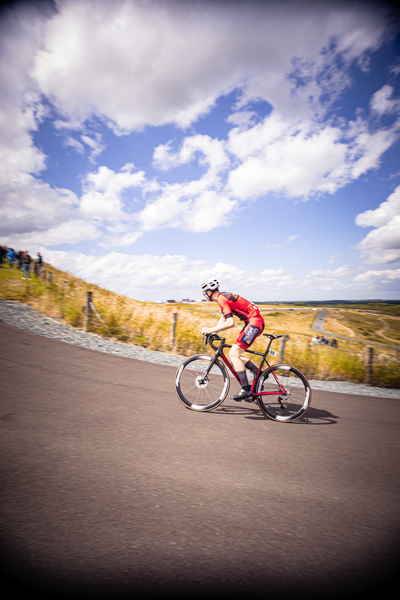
[[0, 245, 5, 268], [16, 250, 23, 269], [21, 251, 32, 280], [34, 252, 43, 278], [6, 247, 15, 269]]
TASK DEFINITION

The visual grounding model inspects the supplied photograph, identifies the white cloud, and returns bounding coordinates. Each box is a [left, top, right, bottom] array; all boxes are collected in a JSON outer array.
[[1, 0, 400, 295], [137, 186, 237, 233], [37, 246, 400, 300], [81, 133, 106, 163], [29, 0, 391, 132], [63, 135, 84, 154], [299, 265, 356, 293], [42, 246, 400, 299], [370, 85, 400, 115], [226, 112, 400, 201], [0, 3, 47, 178], [328, 254, 341, 265], [356, 185, 400, 228], [80, 163, 145, 220], [305, 265, 355, 280], [153, 134, 228, 172], [137, 134, 234, 232], [0, 3, 93, 246], [353, 268, 400, 290], [0, 172, 80, 237], [226, 111, 257, 128], [5, 220, 100, 250], [355, 186, 400, 264], [40, 248, 293, 299], [356, 216, 400, 264], [295, 262, 400, 294]]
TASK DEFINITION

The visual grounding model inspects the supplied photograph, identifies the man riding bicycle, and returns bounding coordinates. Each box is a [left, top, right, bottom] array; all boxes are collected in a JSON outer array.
[[200, 279, 265, 401]]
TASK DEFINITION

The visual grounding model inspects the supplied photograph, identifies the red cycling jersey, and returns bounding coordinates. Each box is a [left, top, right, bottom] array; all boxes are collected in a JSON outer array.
[[217, 292, 262, 322]]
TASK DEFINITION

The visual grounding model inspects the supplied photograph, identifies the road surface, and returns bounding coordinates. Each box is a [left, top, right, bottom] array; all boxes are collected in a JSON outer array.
[[0, 321, 399, 599]]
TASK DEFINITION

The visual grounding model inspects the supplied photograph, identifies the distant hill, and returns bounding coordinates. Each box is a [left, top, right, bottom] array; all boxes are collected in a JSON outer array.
[[254, 300, 400, 316]]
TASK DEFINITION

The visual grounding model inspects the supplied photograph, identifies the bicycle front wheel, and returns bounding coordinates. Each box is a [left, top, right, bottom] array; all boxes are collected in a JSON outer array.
[[175, 355, 230, 411], [255, 365, 311, 422]]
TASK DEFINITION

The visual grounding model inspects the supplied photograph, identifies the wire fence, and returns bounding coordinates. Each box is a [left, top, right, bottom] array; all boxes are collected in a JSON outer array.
[[25, 265, 400, 389], [281, 336, 400, 388]]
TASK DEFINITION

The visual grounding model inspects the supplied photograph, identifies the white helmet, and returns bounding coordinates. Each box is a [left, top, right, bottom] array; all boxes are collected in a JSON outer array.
[[201, 278, 219, 293]]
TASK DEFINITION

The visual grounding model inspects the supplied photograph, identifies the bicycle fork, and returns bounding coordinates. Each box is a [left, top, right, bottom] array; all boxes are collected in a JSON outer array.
[[201, 338, 241, 385]]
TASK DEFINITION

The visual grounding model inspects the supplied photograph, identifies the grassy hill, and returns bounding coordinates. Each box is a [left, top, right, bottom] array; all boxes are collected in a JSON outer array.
[[1, 263, 399, 387]]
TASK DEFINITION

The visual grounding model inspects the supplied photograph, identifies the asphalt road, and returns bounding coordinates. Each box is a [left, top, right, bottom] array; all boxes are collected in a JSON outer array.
[[1, 321, 399, 599]]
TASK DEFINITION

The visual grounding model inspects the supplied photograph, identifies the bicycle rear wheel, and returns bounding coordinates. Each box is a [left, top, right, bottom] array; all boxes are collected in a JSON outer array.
[[255, 365, 311, 422], [175, 355, 230, 411]]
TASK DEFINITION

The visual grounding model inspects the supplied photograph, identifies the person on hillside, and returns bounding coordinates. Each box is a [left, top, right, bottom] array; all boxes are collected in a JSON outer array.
[[34, 252, 43, 278], [6, 247, 15, 269], [21, 251, 32, 280], [15, 250, 22, 269], [200, 278, 265, 402], [0, 245, 5, 268]]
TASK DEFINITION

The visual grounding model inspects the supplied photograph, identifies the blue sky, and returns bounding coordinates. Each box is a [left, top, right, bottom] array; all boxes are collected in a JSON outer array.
[[1, 0, 400, 301]]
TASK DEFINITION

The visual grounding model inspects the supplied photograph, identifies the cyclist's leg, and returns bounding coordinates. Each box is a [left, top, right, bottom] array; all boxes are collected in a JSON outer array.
[[229, 346, 253, 401], [229, 343, 248, 373], [229, 343, 251, 392], [229, 321, 264, 401]]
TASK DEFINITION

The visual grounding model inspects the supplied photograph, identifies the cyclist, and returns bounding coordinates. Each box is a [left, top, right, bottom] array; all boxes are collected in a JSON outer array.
[[201, 279, 265, 402]]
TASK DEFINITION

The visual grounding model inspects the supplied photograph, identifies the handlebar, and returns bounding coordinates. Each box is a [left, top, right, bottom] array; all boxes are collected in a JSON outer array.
[[202, 331, 282, 352], [203, 333, 225, 351]]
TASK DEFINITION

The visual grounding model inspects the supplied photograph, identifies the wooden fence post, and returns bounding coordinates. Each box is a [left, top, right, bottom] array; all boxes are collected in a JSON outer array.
[[41, 268, 46, 284], [278, 334, 289, 363], [170, 311, 178, 351], [47, 271, 52, 286], [90, 298, 106, 325], [83, 291, 92, 331], [364, 346, 374, 385]]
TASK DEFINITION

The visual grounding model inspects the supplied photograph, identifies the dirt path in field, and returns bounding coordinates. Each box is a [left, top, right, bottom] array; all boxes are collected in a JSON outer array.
[[312, 311, 399, 348], [325, 315, 355, 338], [375, 317, 400, 344]]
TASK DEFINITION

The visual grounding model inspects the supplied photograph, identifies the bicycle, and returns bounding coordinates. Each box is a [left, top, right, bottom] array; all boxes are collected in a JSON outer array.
[[174, 333, 311, 422]]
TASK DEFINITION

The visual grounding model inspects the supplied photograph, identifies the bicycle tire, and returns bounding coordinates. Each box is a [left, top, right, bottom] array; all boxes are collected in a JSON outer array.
[[255, 364, 311, 422], [175, 355, 230, 411]]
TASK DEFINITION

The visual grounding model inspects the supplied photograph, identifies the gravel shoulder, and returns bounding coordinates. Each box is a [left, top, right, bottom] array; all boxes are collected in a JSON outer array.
[[1, 299, 399, 399]]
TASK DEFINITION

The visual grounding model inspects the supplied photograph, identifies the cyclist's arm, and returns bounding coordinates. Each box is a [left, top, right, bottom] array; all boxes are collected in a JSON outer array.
[[201, 315, 235, 335]]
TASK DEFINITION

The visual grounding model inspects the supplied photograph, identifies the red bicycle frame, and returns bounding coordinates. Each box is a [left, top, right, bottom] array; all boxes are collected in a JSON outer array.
[[206, 334, 287, 397]]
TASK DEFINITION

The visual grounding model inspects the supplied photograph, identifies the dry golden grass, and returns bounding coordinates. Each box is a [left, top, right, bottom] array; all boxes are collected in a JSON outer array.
[[1, 263, 399, 387]]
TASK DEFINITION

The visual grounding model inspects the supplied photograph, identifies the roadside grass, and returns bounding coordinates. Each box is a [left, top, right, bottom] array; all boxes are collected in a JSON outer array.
[[1, 263, 399, 387]]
